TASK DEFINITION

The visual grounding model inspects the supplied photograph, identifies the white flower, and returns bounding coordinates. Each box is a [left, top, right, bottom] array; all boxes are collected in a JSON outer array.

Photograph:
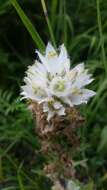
[[49, 76, 71, 97], [21, 42, 96, 121], [67, 180, 80, 190], [43, 98, 65, 121], [51, 180, 80, 190]]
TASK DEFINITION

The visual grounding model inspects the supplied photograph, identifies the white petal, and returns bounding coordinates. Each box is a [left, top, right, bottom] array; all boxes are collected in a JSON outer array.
[[59, 44, 70, 72], [45, 43, 63, 74], [21, 85, 35, 100], [71, 95, 85, 105], [62, 96, 73, 106], [53, 101, 62, 109], [45, 42, 60, 75], [43, 103, 49, 112], [57, 106, 65, 116], [45, 42, 57, 58], [73, 63, 84, 74], [71, 88, 96, 105], [36, 50, 45, 63], [34, 61, 47, 77], [47, 110, 55, 121], [81, 89, 96, 99], [74, 73, 94, 88], [36, 50, 50, 72]]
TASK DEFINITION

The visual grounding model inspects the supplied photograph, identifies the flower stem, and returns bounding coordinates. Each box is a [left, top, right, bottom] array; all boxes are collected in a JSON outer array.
[[41, 0, 56, 48]]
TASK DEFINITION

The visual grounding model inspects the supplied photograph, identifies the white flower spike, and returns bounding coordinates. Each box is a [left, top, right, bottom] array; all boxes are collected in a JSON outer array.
[[21, 42, 96, 120]]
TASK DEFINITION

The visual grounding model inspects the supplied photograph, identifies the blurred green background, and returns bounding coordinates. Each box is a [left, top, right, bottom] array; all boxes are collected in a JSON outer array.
[[0, 0, 107, 189]]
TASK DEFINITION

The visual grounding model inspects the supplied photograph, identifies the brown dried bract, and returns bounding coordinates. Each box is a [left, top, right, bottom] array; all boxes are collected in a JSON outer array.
[[29, 101, 84, 137], [28, 101, 84, 182]]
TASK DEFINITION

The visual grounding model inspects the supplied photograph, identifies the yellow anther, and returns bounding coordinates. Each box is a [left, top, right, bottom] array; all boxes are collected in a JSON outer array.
[[48, 51, 57, 58]]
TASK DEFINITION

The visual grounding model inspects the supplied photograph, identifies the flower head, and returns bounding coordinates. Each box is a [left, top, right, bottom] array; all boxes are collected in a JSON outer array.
[[67, 180, 80, 190], [21, 42, 96, 120]]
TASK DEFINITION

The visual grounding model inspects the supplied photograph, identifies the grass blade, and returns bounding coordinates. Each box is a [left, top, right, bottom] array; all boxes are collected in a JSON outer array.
[[96, 0, 107, 75], [17, 164, 25, 190], [51, 0, 58, 29], [0, 157, 3, 181], [10, 0, 45, 52], [63, 0, 67, 46]]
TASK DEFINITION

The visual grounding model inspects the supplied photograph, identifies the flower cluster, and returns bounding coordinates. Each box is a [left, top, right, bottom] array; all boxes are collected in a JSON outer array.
[[21, 42, 95, 120], [51, 179, 80, 190]]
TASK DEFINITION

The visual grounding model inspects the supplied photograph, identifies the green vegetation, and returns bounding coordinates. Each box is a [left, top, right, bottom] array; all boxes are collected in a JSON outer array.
[[0, 0, 107, 189]]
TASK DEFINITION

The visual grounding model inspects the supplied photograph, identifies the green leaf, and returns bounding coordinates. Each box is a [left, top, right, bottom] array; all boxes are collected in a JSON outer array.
[[10, 0, 45, 52], [98, 126, 107, 152], [84, 181, 94, 190], [0, 1, 10, 15]]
